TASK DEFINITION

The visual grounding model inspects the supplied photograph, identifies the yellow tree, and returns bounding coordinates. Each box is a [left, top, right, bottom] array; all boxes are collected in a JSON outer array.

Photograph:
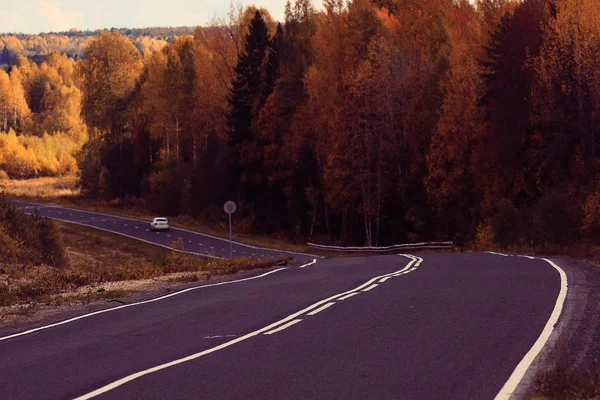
[[79, 31, 143, 142]]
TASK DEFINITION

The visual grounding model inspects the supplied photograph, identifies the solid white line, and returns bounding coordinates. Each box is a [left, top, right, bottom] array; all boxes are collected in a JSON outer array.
[[299, 259, 317, 268], [362, 284, 378, 292], [494, 258, 568, 400], [338, 292, 360, 301], [307, 302, 335, 316], [263, 319, 303, 335], [379, 276, 393, 283], [73, 256, 419, 399], [18, 214, 223, 260], [13, 200, 323, 259], [0, 268, 288, 343]]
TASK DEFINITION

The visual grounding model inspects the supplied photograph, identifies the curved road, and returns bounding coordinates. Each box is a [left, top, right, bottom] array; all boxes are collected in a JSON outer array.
[[13, 200, 319, 262], [0, 238, 564, 400]]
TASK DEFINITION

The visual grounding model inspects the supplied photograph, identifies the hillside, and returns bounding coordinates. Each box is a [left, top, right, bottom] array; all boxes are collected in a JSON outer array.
[[0, 26, 198, 66]]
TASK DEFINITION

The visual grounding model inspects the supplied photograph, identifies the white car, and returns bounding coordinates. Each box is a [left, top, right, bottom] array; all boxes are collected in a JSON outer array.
[[150, 217, 170, 231]]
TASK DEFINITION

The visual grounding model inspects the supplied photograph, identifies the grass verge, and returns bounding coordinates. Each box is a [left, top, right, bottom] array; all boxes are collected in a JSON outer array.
[[1, 176, 325, 256], [0, 220, 291, 322]]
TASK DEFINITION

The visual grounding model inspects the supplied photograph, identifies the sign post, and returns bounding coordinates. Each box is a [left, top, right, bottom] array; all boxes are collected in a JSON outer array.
[[223, 201, 237, 258]]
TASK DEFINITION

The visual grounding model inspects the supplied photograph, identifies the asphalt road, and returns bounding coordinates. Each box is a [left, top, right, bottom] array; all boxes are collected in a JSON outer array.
[[0, 252, 563, 400], [12, 200, 319, 262]]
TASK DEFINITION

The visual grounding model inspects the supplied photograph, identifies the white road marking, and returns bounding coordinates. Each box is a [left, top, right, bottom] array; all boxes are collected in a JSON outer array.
[[307, 302, 335, 316], [517, 255, 536, 260], [338, 292, 360, 301], [12, 200, 322, 259], [252, 253, 256, 256], [188, 241, 192, 243], [203, 335, 237, 339], [486, 251, 509, 257], [91, 217, 95, 220], [0, 268, 287, 343], [299, 259, 317, 268], [73, 256, 419, 399], [58, 212, 62, 214], [493, 257, 568, 400], [135, 226, 138, 229], [362, 284, 378, 292], [145, 229, 149, 232], [263, 319, 303, 335], [102, 220, 106, 222], [210, 246, 214, 249], [166, 235, 171, 237], [124, 224, 128, 227], [379, 276, 393, 283]]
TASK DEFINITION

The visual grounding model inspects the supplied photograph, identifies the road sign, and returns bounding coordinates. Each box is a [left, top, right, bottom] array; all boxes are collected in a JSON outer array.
[[224, 201, 237, 258], [224, 201, 237, 215]]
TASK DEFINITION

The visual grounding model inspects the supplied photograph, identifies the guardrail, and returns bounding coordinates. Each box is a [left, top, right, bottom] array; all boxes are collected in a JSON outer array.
[[307, 241, 453, 253]]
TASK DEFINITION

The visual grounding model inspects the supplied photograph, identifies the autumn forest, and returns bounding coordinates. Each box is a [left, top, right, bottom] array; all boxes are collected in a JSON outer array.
[[1, 0, 599, 248]]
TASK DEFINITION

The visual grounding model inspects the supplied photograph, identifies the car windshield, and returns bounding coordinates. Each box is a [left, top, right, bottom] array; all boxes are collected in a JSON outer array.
[[156, 218, 167, 222]]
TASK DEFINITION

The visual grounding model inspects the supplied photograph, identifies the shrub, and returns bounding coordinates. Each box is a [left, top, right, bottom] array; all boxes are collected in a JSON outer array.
[[475, 222, 495, 251], [583, 191, 600, 235], [0, 193, 67, 267], [491, 198, 522, 247], [531, 188, 582, 246]]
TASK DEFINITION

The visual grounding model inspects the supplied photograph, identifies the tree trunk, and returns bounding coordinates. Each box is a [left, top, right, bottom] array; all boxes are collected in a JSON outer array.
[[325, 204, 331, 239], [175, 117, 180, 165], [342, 208, 348, 245], [193, 133, 197, 169], [309, 191, 318, 239]]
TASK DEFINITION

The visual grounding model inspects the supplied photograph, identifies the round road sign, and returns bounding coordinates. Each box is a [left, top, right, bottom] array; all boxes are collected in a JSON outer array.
[[224, 201, 237, 214]]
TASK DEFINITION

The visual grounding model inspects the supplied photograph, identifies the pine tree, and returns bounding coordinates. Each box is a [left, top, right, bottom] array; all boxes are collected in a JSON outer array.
[[227, 10, 271, 209]]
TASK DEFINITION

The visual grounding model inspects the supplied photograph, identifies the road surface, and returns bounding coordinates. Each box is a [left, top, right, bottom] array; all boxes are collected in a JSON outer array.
[[13, 200, 318, 262], [0, 252, 564, 399]]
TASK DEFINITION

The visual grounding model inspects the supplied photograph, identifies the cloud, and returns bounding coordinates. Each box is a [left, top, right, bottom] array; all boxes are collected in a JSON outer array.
[[37, 0, 84, 32]]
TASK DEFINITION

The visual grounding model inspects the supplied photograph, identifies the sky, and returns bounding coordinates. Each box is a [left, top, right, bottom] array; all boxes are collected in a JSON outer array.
[[0, 0, 299, 34]]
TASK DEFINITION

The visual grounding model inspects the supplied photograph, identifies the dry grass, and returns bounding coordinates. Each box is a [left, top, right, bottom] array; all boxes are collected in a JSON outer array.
[[2, 176, 322, 256], [1, 176, 79, 199], [0, 220, 291, 320]]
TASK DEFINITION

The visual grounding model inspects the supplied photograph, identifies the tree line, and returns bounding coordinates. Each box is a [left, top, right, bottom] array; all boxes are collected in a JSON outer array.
[[0, 27, 196, 68], [4, 0, 600, 247]]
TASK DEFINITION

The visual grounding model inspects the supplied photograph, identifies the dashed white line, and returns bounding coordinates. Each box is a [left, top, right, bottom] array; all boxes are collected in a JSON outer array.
[[72, 256, 419, 399], [299, 259, 317, 268], [379, 276, 393, 283], [362, 284, 378, 292], [338, 292, 360, 301], [263, 319, 303, 335], [307, 302, 335, 316], [486, 251, 509, 257], [135, 226, 138, 229], [203, 335, 237, 339]]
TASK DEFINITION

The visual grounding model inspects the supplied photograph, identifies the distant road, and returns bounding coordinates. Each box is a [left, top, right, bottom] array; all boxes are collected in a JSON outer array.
[[0, 252, 565, 399], [13, 200, 319, 262]]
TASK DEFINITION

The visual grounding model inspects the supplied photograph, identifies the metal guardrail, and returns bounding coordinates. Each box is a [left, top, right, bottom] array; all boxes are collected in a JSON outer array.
[[307, 241, 453, 253]]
